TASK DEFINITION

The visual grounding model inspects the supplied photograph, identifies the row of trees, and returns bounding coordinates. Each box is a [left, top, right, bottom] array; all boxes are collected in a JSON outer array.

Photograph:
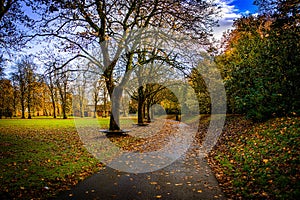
[[0, 57, 72, 119], [0, 56, 183, 121], [0, 59, 111, 119]]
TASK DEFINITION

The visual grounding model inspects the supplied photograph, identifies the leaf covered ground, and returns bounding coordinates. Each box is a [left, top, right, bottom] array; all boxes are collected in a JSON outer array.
[[208, 116, 300, 199], [1, 116, 299, 199]]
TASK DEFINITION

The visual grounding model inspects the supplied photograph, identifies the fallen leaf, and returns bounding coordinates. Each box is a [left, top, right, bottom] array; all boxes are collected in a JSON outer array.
[[175, 183, 183, 186]]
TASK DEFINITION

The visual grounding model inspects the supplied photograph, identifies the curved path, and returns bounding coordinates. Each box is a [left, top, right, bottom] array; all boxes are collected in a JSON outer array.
[[55, 120, 226, 200]]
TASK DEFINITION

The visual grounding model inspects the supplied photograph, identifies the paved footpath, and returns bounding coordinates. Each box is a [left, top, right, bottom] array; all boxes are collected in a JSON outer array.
[[54, 120, 226, 200], [55, 148, 226, 199]]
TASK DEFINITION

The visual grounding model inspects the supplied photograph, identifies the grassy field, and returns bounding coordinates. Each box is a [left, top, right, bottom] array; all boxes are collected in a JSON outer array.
[[1, 116, 299, 199], [0, 117, 136, 199], [209, 116, 300, 199]]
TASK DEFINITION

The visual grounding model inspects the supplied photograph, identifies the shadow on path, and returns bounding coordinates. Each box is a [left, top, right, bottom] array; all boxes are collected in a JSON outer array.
[[54, 147, 225, 200]]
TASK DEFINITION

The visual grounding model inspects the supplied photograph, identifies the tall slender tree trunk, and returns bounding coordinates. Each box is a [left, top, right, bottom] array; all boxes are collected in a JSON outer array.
[[54, 90, 59, 118], [48, 74, 57, 118], [51, 97, 56, 118], [12, 89, 17, 117], [57, 81, 68, 119], [103, 87, 107, 117], [27, 102, 31, 119], [49, 89, 56, 118], [80, 101, 84, 118], [62, 103, 67, 119], [56, 103, 60, 116], [146, 102, 151, 123], [27, 90, 32, 119], [94, 104, 97, 118], [21, 95, 25, 119], [137, 86, 145, 124], [62, 84, 67, 119]]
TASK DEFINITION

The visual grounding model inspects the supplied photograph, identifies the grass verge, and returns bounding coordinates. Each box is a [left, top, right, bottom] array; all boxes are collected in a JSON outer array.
[[0, 117, 136, 199], [208, 116, 300, 199]]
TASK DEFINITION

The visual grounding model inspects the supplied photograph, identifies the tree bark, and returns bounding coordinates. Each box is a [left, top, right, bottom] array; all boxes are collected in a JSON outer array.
[[137, 86, 145, 124], [109, 86, 122, 131], [62, 83, 67, 119], [27, 83, 32, 119], [21, 95, 25, 119], [146, 102, 151, 123], [94, 104, 97, 118], [27, 98, 31, 119], [103, 86, 107, 118], [51, 95, 56, 118]]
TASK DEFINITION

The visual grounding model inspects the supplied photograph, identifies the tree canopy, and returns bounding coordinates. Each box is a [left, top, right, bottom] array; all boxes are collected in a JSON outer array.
[[29, 0, 219, 129], [216, 0, 299, 120]]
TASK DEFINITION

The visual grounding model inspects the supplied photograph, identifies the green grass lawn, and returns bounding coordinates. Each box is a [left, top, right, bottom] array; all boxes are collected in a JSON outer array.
[[2, 116, 299, 199], [209, 116, 300, 199], [0, 117, 136, 199]]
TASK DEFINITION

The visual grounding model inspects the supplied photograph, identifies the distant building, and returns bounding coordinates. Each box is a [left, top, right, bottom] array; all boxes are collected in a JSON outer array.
[[85, 104, 111, 118]]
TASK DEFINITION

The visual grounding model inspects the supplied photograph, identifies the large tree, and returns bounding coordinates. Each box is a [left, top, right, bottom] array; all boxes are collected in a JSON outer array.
[[12, 57, 37, 119], [128, 60, 177, 124], [33, 0, 218, 130], [44, 64, 59, 118], [55, 68, 71, 119]]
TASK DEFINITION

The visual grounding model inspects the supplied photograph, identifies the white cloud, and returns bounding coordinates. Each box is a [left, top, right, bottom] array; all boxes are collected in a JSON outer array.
[[244, 10, 250, 15], [213, 0, 241, 40]]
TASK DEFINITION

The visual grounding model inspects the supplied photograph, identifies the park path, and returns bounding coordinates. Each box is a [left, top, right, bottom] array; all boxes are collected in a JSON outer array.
[[54, 120, 226, 200]]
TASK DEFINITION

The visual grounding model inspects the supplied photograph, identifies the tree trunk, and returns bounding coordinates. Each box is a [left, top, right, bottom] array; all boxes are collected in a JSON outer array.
[[109, 97, 121, 131], [21, 95, 25, 119], [94, 104, 97, 118], [80, 101, 84, 118], [109, 111, 120, 131], [143, 104, 146, 119], [62, 104, 67, 119], [58, 82, 68, 119], [103, 86, 107, 118], [109, 86, 122, 131], [138, 101, 144, 124], [49, 76, 57, 119], [52, 98, 56, 118], [57, 103, 60, 116], [146, 103, 151, 123], [62, 85, 67, 119], [27, 102, 31, 119], [137, 86, 144, 124], [12, 90, 17, 117]]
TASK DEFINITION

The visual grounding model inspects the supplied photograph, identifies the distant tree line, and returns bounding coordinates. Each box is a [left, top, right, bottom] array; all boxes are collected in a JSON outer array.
[[0, 56, 70, 119]]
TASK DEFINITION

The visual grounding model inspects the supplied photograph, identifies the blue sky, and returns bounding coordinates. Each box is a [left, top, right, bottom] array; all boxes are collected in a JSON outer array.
[[229, 0, 258, 14], [213, 0, 258, 39]]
